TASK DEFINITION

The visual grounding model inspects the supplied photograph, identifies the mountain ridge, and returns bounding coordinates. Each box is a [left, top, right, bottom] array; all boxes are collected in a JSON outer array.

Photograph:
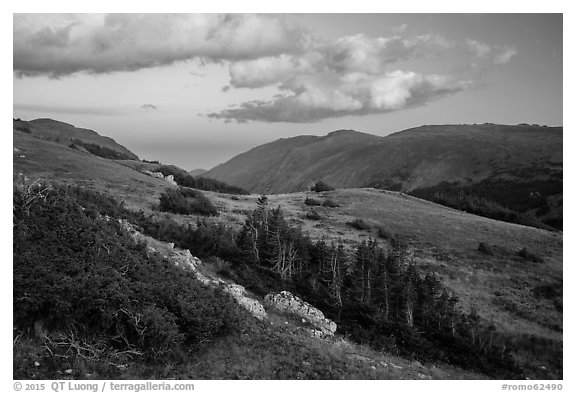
[[13, 117, 139, 160], [204, 122, 562, 229]]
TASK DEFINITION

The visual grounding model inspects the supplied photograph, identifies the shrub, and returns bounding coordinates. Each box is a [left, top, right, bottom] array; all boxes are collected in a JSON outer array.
[[377, 226, 395, 240], [322, 199, 339, 208], [156, 166, 249, 195], [15, 124, 32, 134], [346, 218, 371, 230], [305, 210, 321, 220], [70, 140, 134, 160], [13, 184, 248, 364], [304, 197, 322, 206], [518, 247, 544, 263], [478, 242, 494, 256], [311, 181, 334, 192], [158, 187, 218, 216]]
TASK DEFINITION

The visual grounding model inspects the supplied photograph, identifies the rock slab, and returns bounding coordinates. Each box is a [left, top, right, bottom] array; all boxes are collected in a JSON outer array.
[[264, 291, 337, 335]]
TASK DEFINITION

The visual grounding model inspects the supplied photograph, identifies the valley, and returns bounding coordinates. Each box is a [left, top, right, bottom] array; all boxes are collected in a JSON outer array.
[[12, 119, 563, 380]]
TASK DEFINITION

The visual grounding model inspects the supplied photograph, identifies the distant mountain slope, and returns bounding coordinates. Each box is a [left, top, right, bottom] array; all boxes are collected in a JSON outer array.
[[204, 124, 562, 229], [13, 129, 167, 210], [189, 168, 208, 176], [205, 124, 561, 193], [206, 130, 381, 193], [13, 118, 138, 160]]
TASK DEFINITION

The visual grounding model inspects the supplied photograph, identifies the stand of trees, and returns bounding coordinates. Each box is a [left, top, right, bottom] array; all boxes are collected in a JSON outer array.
[[229, 196, 522, 378], [410, 179, 562, 230], [156, 166, 249, 195], [14, 181, 539, 379], [69, 140, 134, 160]]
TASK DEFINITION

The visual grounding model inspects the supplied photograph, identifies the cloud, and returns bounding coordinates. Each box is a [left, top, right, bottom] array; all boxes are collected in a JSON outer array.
[[13, 14, 305, 77], [493, 47, 517, 65], [208, 31, 515, 123], [207, 70, 472, 123], [14, 14, 516, 123], [466, 39, 517, 65], [141, 104, 158, 111]]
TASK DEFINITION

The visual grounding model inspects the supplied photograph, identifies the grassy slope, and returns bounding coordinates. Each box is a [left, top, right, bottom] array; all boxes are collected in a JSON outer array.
[[14, 132, 562, 379], [15, 118, 139, 159], [13, 130, 169, 211], [204, 124, 562, 195], [209, 189, 562, 343]]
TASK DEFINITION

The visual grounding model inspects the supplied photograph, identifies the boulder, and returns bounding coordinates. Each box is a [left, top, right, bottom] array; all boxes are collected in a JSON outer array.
[[170, 249, 202, 273], [143, 170, 165, 179], [264, 291, 337, 335], [165, 174, 177, 186], [223, 284, 267, 321]]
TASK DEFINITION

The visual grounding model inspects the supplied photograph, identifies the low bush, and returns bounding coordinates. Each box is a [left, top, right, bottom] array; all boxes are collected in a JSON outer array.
[[15, 124, 32, 134], [517, 247, 544, 263], [158, 187, 218, 216], [478, 242, 494, 256], [70, 140, 134, 160], [13, 183, 249, 371], [156, 166, 249, 195], [305, 210, 321, 220], [311, 181, 334, 192], [304, 197, 322, 206], [377, 226, 395, 240], [322, 199, 339, 208], [346, 218, 371, 231]]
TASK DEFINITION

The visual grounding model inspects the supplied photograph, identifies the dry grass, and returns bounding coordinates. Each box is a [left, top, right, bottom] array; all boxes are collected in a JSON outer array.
[[206, 189, 562, 343], [14, 133, 562, 378]]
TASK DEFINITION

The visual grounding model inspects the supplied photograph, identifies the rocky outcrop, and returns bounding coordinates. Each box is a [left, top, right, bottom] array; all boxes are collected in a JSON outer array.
[[222, 284, 267, 321], [143, 170, 164, 179], [118, 219, 266, 321], [142, 170, 177, 186], [165, 175, 177, 186], [264, 291, 337, 335]]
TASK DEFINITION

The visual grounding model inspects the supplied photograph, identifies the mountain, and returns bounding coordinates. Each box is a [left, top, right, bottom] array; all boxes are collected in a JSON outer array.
[[13, 117, 562, 380], [189, 168, 208, 176], [205, 124, 562, 193], [13, 118, 139, 160], [204, 123, 562, 229], [205, 129, 381, 193]]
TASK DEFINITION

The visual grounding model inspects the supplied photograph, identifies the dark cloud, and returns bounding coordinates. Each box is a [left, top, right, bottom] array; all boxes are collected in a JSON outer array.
[[141, 104, 158, 111], [14, 14, 516, 123], [13, 14, 306, 77]]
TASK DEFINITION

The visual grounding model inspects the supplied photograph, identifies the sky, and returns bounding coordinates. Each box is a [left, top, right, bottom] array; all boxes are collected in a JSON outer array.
[[13, 13, 563, 171]]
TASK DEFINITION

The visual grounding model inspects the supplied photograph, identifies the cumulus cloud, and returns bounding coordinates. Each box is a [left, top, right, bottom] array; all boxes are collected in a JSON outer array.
[[465, 39, 517, 65], [13, 13, 305, 77], [14, 14, 516, 123], [208, 32, 515, 123], [207, 70, 472, 123]]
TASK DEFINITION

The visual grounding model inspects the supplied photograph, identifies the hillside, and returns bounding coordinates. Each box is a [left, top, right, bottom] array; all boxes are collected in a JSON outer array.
[[13, 129, 168, 211], [205, 124, 562, 194], [13, 119, 562, 380], [204, 124, 562, 229], [205, 130, 381, 193], [13, 118, 139, 160]]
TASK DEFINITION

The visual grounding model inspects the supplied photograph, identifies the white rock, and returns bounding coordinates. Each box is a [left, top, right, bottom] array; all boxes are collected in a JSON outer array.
[[264, 291, 337, 335], [165, 175, 177, 185]]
